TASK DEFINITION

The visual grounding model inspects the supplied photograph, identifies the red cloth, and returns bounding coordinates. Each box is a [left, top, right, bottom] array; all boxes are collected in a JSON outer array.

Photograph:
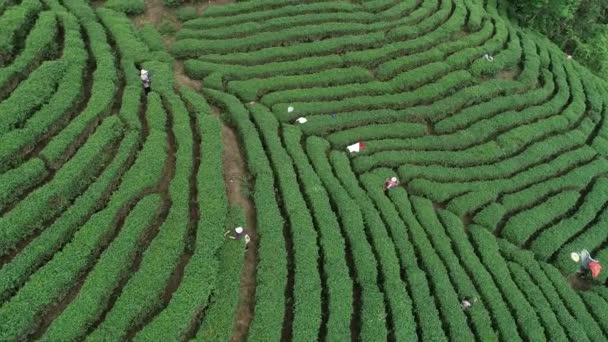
[[359, 141, 365, 150], [589, 261, 602, 278]]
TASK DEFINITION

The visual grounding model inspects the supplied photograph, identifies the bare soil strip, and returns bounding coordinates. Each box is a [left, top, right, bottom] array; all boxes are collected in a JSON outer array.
[[207, 107, 258, 342], [175, 61, 201, 91]]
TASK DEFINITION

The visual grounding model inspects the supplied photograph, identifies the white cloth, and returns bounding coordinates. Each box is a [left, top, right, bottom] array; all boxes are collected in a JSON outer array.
[[141, 71, 150, 88], [346, 143, 360, 153], [346, 142, 364, 153], [287, 106, 294, 113], [295, 117, 307, 124]]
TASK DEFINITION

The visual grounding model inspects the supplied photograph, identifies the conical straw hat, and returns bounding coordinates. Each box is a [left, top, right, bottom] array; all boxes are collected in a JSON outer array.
[[571, 252, 580, 262]]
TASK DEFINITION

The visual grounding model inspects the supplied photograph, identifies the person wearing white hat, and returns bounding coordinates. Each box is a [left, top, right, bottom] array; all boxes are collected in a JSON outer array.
[[461, 296, 477, 310], [140, 69, 151, 95], [384, 176, 399, 191], [572, 249, 602, 279], [224, 226, 250, 245]]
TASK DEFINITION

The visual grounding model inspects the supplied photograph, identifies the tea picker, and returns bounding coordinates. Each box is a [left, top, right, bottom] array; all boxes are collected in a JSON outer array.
[[384, 177, 399, 191], [461, 296, 477, 310], [224, 226, 251, 246], [140, 69, 153, 95], [571, 249, 602, 279]]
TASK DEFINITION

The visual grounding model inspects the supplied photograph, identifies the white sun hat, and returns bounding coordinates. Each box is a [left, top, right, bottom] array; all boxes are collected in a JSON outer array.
[[391, 177, 397, 182], [571, 252, 580, 262], [287, 106, 294, 113], [235, 227, 244, 234], [295, 117, 307, 124], [141, 69, 148, 75]]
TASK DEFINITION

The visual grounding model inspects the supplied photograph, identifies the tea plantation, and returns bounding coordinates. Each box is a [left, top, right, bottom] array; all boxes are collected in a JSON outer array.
[[0, 0, 607, 340]]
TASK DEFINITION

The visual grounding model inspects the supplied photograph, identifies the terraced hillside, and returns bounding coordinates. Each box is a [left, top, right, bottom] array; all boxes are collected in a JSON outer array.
[[1, 0, 608, 340]]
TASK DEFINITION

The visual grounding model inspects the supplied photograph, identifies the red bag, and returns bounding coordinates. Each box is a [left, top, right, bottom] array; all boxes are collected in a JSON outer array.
[[589, 261, 602, 278]]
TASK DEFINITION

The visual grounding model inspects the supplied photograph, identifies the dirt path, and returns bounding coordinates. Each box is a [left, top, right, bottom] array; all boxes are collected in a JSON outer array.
[[133, 0, 166, 27], [208, 107, 258, 342], [133, 1, 255, 338], [195, 0, 237, 13], [174, 61, 201, 91], [133, 0, 237, 27]]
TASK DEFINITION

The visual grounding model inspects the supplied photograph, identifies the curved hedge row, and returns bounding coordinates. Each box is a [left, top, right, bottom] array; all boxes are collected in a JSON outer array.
[[2, 0, 608, 339]]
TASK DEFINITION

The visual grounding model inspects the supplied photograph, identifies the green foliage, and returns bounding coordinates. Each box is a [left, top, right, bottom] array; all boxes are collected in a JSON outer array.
[[0, 61, 66, 135], [136, 92, 229, 341], [175, 5, 197, 21], [3, 0, 608, 339], [306, 137, 388, 341], [139, 23, 166, 51], [0, 116, 123, 259], [502, 191, 580, 246], [203, 88, 287, 342], [104, 0, 144, 15], [163, 0, 183, 8], [282, 126, 353, 340], [251, 105, 323, 339], [529, 178, 608, 260], [508, 0, 608, 77], [0, 0, 42, 65], [42, 0, 119, 166], [158, 18, 178, 35], [499, 240, 604, 341], [0, 159, 48, 213], [0, 11, 85, 172], [0, 118, 127, 341], [0, 10, 58, 91], [469, 225, 547, 340], [0, 133, 138, 304], [41, 194, 161, 341], [90, 86, 193, 341]]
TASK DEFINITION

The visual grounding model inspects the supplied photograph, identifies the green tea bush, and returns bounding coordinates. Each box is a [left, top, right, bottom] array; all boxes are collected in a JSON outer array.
[[0, 0, 42, 65], [0, 10, 58, 91], [175, 5, 197, 21], [4, 0, 608, 338], [104, 0, 144, 15], [203, 88, 287, 342], [163, 0, 183, 8], [0, 117, 123, 259], [158, 18, 178, 36], [0, 133, 138, 304]]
